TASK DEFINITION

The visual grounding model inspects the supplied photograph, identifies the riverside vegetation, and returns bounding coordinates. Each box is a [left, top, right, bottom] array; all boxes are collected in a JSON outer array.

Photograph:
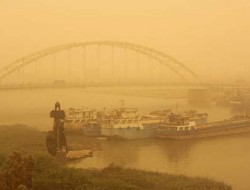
[[0, 124, 232, 190]]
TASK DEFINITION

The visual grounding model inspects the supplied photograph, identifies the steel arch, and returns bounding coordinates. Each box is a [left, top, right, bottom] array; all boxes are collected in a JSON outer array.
[[0, 41, 198, 82]]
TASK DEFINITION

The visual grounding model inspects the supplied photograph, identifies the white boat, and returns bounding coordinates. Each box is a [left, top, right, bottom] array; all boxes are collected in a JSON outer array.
[[64, 107, 96, 133], [100, 106, 156, 139]]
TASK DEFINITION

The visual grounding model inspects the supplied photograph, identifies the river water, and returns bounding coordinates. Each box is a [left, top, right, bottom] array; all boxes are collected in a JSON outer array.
[[0, 88, 249, 190]]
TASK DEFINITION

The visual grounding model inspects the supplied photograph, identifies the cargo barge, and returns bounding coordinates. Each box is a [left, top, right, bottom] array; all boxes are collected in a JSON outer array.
[[156, 114, 250, 140], [99, 107, 159, 139]]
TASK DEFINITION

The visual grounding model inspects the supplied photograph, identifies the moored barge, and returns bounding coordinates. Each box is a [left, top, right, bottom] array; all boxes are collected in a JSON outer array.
[[156, 114, 250, 140], [100, 107, 157, 139]]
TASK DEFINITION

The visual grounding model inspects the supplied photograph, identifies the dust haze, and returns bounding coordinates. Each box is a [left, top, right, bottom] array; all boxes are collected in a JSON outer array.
[[0, 0, 247, 129], [0, 0, 250, 82], [0, 1, 250, 190]]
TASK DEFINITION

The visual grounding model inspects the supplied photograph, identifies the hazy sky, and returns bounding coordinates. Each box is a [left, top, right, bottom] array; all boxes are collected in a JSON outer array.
[[0, 0, 250, 81]]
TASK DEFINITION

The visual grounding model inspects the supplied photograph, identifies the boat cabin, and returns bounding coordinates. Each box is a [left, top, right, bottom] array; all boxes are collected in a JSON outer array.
[[160, 121, 197, 132], [66, 108, 96, 119], [161, 113, 197, 132], [114, 107, 139, 119]]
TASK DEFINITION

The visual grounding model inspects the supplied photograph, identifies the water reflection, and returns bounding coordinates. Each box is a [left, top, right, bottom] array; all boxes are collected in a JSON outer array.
[[69, 134, 250, 190], [98, 140, 142, 166], [0, 88, 248, 190], [157, 140, 192, 163]]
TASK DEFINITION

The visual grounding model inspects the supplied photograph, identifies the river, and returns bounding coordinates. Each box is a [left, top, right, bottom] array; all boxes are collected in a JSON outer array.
[[0, 88, 248, 190]]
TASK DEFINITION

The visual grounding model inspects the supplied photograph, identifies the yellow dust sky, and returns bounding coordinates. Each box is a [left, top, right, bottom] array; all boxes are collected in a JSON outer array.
[[0, 0, 249, 82]]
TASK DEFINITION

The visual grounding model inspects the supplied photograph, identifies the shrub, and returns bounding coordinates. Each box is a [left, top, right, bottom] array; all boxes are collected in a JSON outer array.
[[4, 151, 35, 190]]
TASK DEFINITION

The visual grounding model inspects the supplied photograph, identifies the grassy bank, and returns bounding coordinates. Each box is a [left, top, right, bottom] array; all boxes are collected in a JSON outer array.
[[0, 124, 99, 154], [0, 125, 232, 190], [0, 154, 232, 190]]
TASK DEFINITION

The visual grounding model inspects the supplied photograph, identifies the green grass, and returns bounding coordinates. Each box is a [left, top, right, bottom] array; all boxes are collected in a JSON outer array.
[[0, 154, 231, 190], [0, 124, 99, 154], [0, 124, 46, 154], [0, 125, 232, 190]]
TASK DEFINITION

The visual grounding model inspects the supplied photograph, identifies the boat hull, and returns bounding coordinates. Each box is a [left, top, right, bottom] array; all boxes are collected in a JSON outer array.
[[65, 119, 94, 135], [156, 120, 250, 140], [101, 127, 155, 140], [83, 126, 101, 136]]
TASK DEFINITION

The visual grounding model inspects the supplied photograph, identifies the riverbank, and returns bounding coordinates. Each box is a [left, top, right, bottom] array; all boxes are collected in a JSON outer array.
[[0, 124, 100, 154], [0, 153, 232, 190], [0, 124, 232, 190]]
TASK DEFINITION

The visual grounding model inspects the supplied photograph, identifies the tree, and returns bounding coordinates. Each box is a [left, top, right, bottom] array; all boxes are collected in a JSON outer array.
[[4, 151, 35, 190]]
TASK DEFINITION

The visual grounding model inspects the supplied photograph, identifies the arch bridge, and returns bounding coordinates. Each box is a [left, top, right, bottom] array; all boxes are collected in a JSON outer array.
[[0, 41, 200, 89]]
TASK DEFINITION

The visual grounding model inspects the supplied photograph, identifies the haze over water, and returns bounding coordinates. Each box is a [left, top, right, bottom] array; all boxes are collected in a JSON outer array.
[[70, 134, 250, 190], [1, 0, 250, 82], [0, 88, 230, 130], [1, 0, 250, 189], [0, 88, 248, 190]]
